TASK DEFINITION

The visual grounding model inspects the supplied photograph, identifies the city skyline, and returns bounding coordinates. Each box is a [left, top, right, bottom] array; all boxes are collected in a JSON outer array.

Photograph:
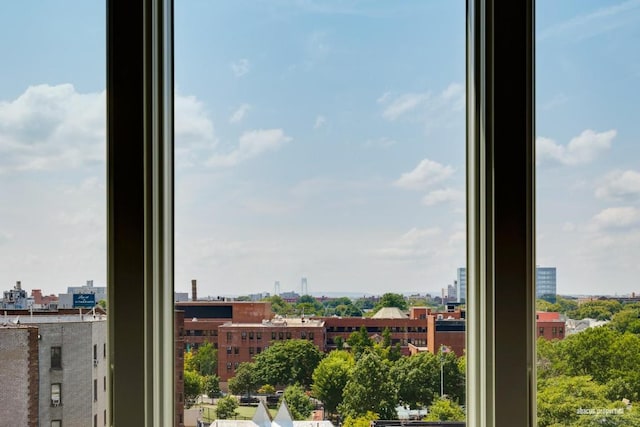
[[1, 1, 639, 296]]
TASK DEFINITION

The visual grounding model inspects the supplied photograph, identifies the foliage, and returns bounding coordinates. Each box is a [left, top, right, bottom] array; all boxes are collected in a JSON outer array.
[[228, 362, 259, 396], [312, 350, 354, 416], [424, 397, 465, 422], [392, 352, 440, 409], [376, 328, 401, 362], [568, 300, 622, 321], [283, 384, 315, 420], [184, 369, 203, 406], [253, 340, 323, 387], [202, 375, 221, 397], [258, 384, 276, 395], [342, 412, 378, 427], [339, 351, 397, 420], [374, 293, 408, 312], [608, 304, 640, 334], [191, 342, 218, 376], [346, 326, 373, 359], [354, 298, 376, 311], [334, 336, 344, 350], [216, 396, 239, 419], [263, 295, 294, 316], [98, 299, 107, 309]]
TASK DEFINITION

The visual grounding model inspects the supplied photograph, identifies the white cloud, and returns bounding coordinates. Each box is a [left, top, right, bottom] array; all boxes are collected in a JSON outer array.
[[206, 129, 291, 167], [595, 170, 640, 200], [377, 83, 465, 123], [374, 227, 442, 260], [394, 158, 454, 190], [174, 92, 218, 168], [229, 104, 251, 124], [589, 207, 640, 231], [313, 115, 326, 129], [230, 59, 251, 77], [380, 92, 429, 121], [536, 129, 616, 166], [422, 188, 464, 206], [0, 84, 105, 173]]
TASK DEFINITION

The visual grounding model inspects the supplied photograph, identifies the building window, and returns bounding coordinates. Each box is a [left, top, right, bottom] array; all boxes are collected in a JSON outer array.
[[286, 332, 291, 339], [51, 383, 61, 406], [226, 332, 232, 342], [226, 346, 232, 355], [226, 362, 232, 372], [309, 332, 314, 339], [552, 327, 557, 337], [234, 362, 239, 370], [104, 376, 107, 391], [257, 346, 262, 354], [234, 346, 239, 355], [103, 343, 106, 358], [249, 347, 254, 355], [271, 332, 276, 340], [93, 344, 98, 361], [256, 332, 262, 340], [278, 332, 284, 340], [51, 346, 62, 369], [94, 379, 98, 401], [241, 331, 247, 340], [94, 414, 98, 427], [300, 331, 306, 339], [51, 421, 62, 427], [559, 328, 564, 335], [104, 410, 107, 426], [249, 331, 254, 340], [539, 327, 544, 336]]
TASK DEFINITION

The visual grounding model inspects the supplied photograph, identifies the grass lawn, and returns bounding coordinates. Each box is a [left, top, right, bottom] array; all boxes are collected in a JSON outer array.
[[196, 404, 278, 422]]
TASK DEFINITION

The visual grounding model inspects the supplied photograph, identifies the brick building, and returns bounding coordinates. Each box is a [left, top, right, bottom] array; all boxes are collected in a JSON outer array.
[[0, 325, 39, 427], [536, 311, 566, 340], [217, 317, 325, 383]]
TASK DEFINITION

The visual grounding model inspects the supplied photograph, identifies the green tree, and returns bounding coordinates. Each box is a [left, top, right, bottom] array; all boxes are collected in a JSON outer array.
[[216, 396, 239, 419], [609, 305, 640, 334], [283, 384, 314, 420], [184, 369, 203, 406], [374, 293, 408, 311], [258, 384, 276, 395], [392, 352, 440, 409], [424, 397, 465, 422], [312, 350, 354, 416], [569, 300, 622, 321], [263, 295, 294, 316], [98, 299, 107, 309], [228, 362, 259, 397], [192, 342, 217, 376], [346, 326, 373, 358], [537, 375, 611, 427], [342, 412, 378, 427], [254, 340, 323, 387], [339, 351, 397, 419], [354, 298, 375, 311], [202, 375, 221, 397]]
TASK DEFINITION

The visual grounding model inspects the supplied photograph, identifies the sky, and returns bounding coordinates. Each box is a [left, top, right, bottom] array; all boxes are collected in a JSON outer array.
[[0, 1, 639, 298]]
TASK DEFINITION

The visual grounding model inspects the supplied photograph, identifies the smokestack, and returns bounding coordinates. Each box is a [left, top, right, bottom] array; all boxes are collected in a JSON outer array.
[[16, 281, 21, 290], [191, 279, 197, 301]]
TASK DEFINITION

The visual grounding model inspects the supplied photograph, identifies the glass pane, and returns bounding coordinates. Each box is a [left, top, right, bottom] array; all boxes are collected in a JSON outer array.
[[175, 1, 466, 426], [0, 1, 107, 425], [537, 1, 640, 425]]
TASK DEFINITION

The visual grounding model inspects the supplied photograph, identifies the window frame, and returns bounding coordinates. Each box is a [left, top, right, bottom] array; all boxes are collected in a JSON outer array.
[[107, 0, 535, 426]]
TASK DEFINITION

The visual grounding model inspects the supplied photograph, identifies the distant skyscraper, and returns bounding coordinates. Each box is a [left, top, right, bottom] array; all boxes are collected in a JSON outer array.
[[274, 281, 281, 295], [301, 277, 308, 295], [536, 267, 557, 303], [447, 284, 457, 300], [456, 268, 466, 303]]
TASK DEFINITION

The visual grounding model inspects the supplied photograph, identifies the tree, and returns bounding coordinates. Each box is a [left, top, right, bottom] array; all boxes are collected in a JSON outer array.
[[184, 370, 203, 406], [424, 397, 465, 422], [202, 375, 221, 397], [374, 293, 408, 311], [568, 300, 622, 321], [334, 336, 344, 350], [253, 340, 323, 387], [339, 351, 397, 420], [98, 299, 107, 309], [283, 384, 314, 420], [258, 384, 276, 395], [216, 396, 239, 419], [263, 295, 294, 316], [228, 362, 259, 397], [312, 350, 354, 416], [346, 326, 373, 358], [354, 298, 375, 311], [609, 305, 640, 334], [392, 352, 440, 409], [342, 412, 378, 427], [192, 342, 218, 376]]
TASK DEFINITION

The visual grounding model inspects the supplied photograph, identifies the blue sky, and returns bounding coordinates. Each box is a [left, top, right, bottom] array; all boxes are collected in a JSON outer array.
[[0, 1, 639, 297]]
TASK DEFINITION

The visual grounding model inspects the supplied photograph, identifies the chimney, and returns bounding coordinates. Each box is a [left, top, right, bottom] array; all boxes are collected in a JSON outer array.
[[16, 281, 21, 291], [191, 279, 197, 301]]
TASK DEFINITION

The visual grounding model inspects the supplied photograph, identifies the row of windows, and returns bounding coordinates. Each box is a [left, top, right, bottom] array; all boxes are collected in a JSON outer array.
[[538, 327, 564, 337], [50, 343, 106, 370], [326, 326, 426, 333], [51, 376, 106, 406]]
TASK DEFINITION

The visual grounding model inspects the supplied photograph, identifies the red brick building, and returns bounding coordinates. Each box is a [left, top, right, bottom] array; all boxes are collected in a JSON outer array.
[[217, 317, 326, 383], [536, 311, 566, 340]]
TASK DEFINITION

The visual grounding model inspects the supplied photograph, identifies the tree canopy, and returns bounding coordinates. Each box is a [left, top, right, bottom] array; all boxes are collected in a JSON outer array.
[[253, 339, 323, 387], [283, 384, 315, 420], [312, 350, 354, 416]]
